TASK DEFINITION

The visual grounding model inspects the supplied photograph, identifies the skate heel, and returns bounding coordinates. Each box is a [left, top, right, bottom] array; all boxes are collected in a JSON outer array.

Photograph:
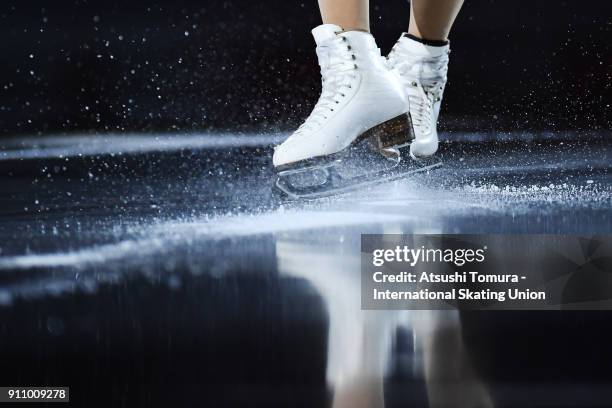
[[362, 113, 414, 150]]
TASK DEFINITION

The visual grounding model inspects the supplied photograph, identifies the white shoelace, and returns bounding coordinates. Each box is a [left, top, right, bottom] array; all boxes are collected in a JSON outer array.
[[388, 46, 448, 136], [292, 35, 357, 138], [409, 81, 442, 135]]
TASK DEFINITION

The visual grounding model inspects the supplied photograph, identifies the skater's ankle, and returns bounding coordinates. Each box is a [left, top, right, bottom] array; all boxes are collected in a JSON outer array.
[[340, 27, 370, 34], [404, 33, 448, 47], [319, 20, 369, 34]]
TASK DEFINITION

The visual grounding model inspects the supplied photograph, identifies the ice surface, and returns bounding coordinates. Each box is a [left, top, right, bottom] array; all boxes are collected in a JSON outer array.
[[0, 132, 610, 408], [0, 132, 610, 304], [0, 133, 286, 160]]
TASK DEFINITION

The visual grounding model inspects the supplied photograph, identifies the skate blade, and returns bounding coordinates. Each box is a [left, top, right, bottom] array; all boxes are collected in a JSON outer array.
[[273, 113, 418, 200], [275, 152, 441, 201], [275, 149, 400, 199]]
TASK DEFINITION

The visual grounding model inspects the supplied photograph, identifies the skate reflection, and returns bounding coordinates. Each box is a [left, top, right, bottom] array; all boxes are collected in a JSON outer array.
[[275, 230, 493, 408]]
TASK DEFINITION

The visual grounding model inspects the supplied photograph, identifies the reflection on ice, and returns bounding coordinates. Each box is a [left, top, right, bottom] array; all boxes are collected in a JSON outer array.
[[275, 227, 494, 407]]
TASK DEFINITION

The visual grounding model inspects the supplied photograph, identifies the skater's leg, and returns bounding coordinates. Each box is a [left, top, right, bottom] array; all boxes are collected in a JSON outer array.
[[387, 0, 463, 158], [318, 0, 369, 32], [408, 0, 464, 41]]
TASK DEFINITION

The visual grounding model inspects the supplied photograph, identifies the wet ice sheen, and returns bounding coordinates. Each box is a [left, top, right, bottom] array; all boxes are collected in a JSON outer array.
[[0, 132, 610, 304]]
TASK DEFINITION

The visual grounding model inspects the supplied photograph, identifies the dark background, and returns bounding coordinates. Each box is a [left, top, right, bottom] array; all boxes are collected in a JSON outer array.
[[0, 0, 611, 138]]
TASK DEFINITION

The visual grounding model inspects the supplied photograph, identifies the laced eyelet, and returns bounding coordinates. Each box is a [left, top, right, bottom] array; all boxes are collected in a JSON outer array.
[[347, 45, 352, 50], [354, 64, 358, 69], [352, 55, 356, 60]]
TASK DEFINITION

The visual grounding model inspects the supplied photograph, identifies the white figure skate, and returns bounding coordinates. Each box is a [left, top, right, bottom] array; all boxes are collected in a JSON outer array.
[[387, 34, 450, 159], [273, 25, 438, 200]]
